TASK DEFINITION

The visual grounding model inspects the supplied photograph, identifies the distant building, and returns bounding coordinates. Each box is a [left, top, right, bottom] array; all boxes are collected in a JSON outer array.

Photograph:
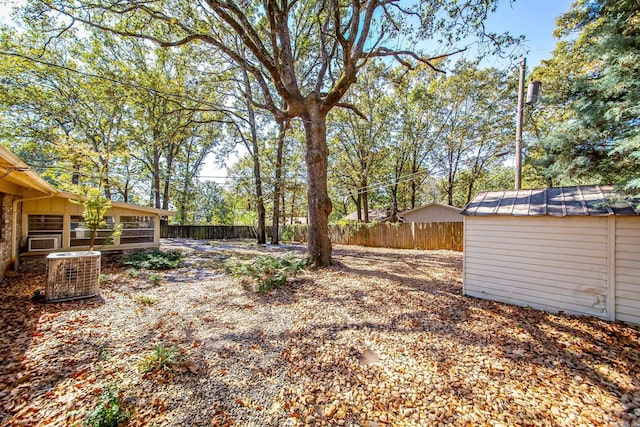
[[398, 203, 462, 223], [342, 209, 390, 222]]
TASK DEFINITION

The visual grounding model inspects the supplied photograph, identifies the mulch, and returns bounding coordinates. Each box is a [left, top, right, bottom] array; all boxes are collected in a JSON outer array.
[[0, 241, 639, 426]]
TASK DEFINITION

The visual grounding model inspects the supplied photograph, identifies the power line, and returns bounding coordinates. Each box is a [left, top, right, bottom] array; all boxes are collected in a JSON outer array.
[[331, 169, 432, 200]]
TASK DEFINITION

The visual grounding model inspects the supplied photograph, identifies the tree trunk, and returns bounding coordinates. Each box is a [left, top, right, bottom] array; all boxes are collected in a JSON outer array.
[[302, 102, 332, 267], [251, 138, 267, 245], [240, 63, 266, 244], [391, 183, 399, 222], [410, 154, 420, 209], [362, 180, 369, 223], [152, 151, 161, 209], [410, 180, 417, 209], [271, 120, 286, 244], [466, 181, 474, 205], [162, 146, 177, 211]]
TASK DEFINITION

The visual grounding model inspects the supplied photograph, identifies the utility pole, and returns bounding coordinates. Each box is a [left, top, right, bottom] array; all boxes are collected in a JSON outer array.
[[515, 57, 526, 190]]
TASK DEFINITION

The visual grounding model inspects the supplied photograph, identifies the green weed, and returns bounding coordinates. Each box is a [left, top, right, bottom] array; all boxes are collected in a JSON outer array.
[[280, 227, 295, 242], [135, 294, 158, 305], [85, 383, 130, 427], [124, 268, 139, 278], [124, 250, 182, 270], [138, 344, 180, 374], [228, 252, 307, 292], [148, 273, 163, 285]]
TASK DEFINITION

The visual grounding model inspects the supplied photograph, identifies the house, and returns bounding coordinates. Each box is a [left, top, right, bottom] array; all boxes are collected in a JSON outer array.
[[0, 146, 174, 279], [342, 209, 390, 222], [461, 185, 640, 325], [398, 202, 462, 223]]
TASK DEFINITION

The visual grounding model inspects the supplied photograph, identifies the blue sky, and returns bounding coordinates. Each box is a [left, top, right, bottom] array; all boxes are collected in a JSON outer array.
[[483, 0, 575, 68]]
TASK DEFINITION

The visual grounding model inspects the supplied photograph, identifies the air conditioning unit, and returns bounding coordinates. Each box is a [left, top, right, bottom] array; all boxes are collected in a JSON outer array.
[[46, 251, 101, 302], [28, 235, 61, 251]]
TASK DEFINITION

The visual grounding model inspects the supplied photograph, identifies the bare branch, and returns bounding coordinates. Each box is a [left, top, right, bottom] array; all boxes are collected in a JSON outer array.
[[367, 47, 468, 72], [335, 102, 367, 120], [40, 16, 76, 58]]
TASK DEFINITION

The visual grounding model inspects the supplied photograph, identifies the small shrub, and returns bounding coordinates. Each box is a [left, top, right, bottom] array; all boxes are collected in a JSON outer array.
[[124, 268, 139, 278], [229, 252, 307, 292], [85, 383, 129, 427], [148, 273, 163, 285], [280, 227, 295, 242], [96, 342, 110, 360], [124, 250, 182, 270], [138, 344, 180, 374], [135, 294, 158, 305]]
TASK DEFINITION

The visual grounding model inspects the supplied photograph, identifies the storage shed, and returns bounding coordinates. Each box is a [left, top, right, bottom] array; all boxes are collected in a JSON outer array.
[[461, 185, 640, 325], [398, 202, 462, 223]]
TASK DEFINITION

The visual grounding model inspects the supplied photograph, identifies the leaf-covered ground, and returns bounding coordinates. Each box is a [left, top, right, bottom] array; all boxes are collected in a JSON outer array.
[[1, 240, 639, 426]]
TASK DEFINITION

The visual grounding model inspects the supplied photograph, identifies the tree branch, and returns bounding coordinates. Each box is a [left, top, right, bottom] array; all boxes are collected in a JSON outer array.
[[335, 102, 367, 120]]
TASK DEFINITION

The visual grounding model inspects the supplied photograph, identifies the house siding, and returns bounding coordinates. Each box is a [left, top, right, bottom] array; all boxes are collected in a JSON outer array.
[[21, 196, 165, 252], [464, 216, 609, 319], [401, 205, 463, 223], [615, 216, 640, 324]]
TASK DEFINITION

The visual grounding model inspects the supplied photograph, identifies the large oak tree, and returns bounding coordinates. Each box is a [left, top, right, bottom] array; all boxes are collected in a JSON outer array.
[[32, 0, 516, 266]]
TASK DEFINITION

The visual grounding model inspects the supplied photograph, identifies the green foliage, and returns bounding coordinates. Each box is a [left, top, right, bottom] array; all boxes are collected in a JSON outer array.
[[85, 383, 130, 427], [280, 226, 295, 242], [138, 345, 180, 374], [148, 273, 163, 285], [532, 0, 640, 194], [123, 250, 182, 270], [70, 186, 112, 251], [124, 268, 139, 278], [135, 294, 158, 305], [330, 220, 378, 236], [228, 252, 307, 292]]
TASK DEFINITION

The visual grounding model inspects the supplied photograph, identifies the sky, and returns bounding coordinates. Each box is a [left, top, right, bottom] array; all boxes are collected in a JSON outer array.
[[483, 0, 574, 68]]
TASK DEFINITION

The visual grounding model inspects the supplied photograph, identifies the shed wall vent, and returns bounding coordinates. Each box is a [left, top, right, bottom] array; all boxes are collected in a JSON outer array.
[[45, 251, 101, 302]]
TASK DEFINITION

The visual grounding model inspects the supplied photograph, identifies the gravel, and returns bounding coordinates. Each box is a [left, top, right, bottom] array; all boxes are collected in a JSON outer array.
[[0, 240, 639, 426]]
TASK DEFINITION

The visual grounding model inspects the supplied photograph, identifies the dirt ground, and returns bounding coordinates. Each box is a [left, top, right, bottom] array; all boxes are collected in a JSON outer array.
[[1, 240, 639, 426]]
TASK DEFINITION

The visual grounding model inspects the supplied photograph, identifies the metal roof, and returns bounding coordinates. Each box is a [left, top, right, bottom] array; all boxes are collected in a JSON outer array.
[[461, 185, 640, 217]]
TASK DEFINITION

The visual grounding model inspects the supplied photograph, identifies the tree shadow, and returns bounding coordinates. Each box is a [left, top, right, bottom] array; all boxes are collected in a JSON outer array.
[[2, 244, 639, 425], [0, 272, 109, 424]]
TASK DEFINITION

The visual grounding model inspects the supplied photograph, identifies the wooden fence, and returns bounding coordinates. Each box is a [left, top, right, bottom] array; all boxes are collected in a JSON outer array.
[[161, 224, 261, 240], [285, 222, 463, 251], [161, 222, 463, 251]]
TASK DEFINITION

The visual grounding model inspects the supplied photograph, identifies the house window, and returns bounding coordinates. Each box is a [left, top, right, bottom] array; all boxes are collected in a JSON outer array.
[[28, 215, 64, 235], [120, 216, 155, 244], [70, 215, 115, 247], [27, 215, 64, 251]]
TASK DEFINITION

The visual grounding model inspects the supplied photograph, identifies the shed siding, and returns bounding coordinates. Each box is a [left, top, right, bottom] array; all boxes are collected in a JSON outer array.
[[402, 205, 463, 223], [464, 216, 609, 318], [615, 217, 640, 324]]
